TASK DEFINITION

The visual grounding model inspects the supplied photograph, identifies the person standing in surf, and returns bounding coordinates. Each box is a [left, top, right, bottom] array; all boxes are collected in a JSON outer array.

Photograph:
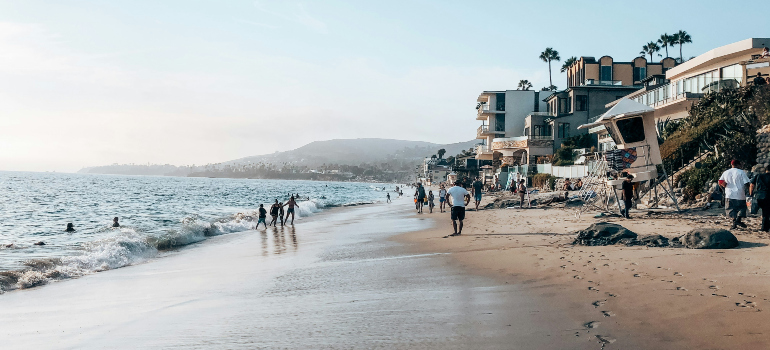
[[269, 200, 280, 226], [283, 196, 297, 225], [386, 193, 391, 203], [256, 204, 267, 229], [445, 182, 470, 236], [415, 182, 426, 213]]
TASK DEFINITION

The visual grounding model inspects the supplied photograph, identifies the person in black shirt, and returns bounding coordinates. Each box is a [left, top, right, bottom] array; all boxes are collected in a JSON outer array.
[[750, 167, 770, 231], [753, 73, 767, 86], [269, 200, 280, 226], [472, 177, 483, 210], [256, 204, 267, 229], [621, 174, 635, 219]]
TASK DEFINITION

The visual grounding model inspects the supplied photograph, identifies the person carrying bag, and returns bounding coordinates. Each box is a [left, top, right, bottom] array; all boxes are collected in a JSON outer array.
[[750, 167, 770, 232]]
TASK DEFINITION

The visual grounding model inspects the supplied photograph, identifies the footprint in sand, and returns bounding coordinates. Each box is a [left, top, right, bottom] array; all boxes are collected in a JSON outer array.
[[633, 274, 641, 277], [601, 311, 615, 317], [595, 335, 616, 344], [676, 287, 688, 291], [592, 300, 606, 308], [584, 321, 601, 329], [674, 272, 683, 276], [709, 285, 720, 290], [573, 275, 583, 279], [736, 300, 758, 309]]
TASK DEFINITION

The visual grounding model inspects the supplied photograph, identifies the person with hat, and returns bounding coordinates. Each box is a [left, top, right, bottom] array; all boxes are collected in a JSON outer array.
[[621, 174, 635, 219], [719, 160, 751, 229]]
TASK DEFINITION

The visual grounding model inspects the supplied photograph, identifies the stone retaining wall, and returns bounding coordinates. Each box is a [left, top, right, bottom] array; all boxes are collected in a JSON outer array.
[[757, 125, 770, 170]]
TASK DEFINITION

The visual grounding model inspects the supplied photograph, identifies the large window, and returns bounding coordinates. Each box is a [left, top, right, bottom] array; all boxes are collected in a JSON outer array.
[[575, 95, 587, 111], [615, 117, 645, 144], [495, 93, 506, 111], [600, 65, 612, 81], [633, 67, 647, 82], [558, 123, 570, 138], [494, 114, 505, 132], [721, 64, 743, 85], [558, 98, 569, 114], [532, 125, 551, 137]]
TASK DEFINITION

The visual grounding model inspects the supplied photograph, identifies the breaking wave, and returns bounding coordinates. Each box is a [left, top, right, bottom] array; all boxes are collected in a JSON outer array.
[[0, 197, 372, 294]]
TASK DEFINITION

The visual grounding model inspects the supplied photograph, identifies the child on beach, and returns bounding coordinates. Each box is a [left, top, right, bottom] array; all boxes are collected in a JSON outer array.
[[428, 190, 435, 213]]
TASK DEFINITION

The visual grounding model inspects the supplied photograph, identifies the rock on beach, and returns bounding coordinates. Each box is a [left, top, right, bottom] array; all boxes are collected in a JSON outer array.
[[677, 228, 739, 249]]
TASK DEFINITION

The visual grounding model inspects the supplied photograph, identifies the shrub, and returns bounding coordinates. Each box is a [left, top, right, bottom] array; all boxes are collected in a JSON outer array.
[[533, 173, 556, 189]]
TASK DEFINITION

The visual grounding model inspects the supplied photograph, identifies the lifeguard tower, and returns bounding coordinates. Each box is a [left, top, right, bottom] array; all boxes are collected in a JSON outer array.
[[576, 98, 679, 216]]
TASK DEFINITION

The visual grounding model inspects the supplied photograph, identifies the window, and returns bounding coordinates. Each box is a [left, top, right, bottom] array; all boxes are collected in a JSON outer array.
[[495, 93, 506, 111], [633, 67, 647, 82], [558, 98, 569, 114], [615, 117, 645, 144], [494, 114, 505, 132], [524, 127, 530, 136], [532, 125, 551, 137], [558, 123, 570, 138], [721, 64, 743, 85], [575, 95, 587, 111], [600, 65, 612, 81]]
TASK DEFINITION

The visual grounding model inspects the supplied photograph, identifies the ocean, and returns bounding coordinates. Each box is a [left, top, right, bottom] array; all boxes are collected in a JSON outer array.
[[0, 172, 393, 293]]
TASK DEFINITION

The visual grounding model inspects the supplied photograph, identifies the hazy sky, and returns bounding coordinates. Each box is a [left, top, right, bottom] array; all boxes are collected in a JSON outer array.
[[0, 0, 766, 172]]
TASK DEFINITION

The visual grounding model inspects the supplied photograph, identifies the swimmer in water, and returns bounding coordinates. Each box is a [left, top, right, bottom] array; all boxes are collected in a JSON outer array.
[[65, 223, 75, 232], [113, 217, 120, 227]]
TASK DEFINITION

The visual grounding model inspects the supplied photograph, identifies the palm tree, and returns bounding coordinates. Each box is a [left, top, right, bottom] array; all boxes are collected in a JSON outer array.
[[640, 42, 661, 61], [437, 148, 446, 159], [560, 56, 577, 73], [539, 48, 560, 89], [657, 33, 675, 58], [673, 30, 692, 63], [517, 80, 532, 90]]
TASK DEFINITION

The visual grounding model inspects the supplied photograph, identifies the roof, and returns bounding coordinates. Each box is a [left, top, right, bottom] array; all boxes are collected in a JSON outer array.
[[666, 38, 770, 80], [577, 98, 653, 129]]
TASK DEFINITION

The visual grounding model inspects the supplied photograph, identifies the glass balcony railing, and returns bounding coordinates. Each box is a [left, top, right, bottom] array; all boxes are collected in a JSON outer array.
[[584, 79, 623, 86]]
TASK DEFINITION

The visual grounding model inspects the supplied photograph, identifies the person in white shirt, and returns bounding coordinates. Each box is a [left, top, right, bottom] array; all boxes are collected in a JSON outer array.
[[445, 182, 471, 236], [719, 160, 751, 229]]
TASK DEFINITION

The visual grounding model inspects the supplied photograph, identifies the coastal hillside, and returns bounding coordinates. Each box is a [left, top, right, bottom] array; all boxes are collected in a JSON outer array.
[[224, 138, 477, 167], [78, 138, 477, 177]]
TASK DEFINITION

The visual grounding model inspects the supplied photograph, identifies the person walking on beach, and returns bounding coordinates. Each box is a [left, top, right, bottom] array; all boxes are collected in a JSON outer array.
[[269, 200, 280, 226], [472, 177, 483, 210], [283, 196, 297, 225], [428, 190, 435, 213], [415, 183, 426, 213], [750, 166, 770, 232], [518, 179, 527, 208], [720, 160, 751, 229], [256, 204, 267, 229], [446, 182, 470, 236], [386, 193, 391, 203], [438, 185, 447, 213], [621, 174, 635, 219]]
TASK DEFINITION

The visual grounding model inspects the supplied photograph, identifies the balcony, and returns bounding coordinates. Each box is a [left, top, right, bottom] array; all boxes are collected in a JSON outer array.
[[476, 104, 503, 120], [475, 143, 493, 160], [477, 124, 504, 138], [491, 135, 553, 151], [584, 79, 623, 86]]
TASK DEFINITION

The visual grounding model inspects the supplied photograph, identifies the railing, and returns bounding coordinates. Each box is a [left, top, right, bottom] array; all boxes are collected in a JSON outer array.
[[584, 79, 623, 86], [529, 134, 553, 140], [477, 125, 489, 136], [475, 144, 490, 154]]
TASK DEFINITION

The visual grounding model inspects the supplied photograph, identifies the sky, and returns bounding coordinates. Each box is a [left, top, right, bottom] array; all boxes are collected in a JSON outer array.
[[0, 0, 767, 172]]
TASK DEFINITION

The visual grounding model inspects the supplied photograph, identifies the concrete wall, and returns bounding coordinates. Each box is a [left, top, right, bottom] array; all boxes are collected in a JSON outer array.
[[502, 90, 553, 137]]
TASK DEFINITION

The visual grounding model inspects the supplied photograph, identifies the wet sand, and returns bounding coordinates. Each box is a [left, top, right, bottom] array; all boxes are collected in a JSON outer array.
[[397, 193, 770, 349], [0, 196, 597, 349]]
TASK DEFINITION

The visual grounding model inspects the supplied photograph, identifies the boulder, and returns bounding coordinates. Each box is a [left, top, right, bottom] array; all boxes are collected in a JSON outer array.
[[573, 222, 638, 246], [680, 228, 738, 249], [634, 234, 670, 247]]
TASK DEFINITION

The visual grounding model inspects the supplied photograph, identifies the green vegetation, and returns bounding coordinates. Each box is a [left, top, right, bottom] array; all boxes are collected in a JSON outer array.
[[674, 30, 692, 63], [657, 33, 676, 58], [533, 173, 556, 190], [560, 57, 577, 73], [640, 42, 660, 61], [539, 47, 560, 90], [662, 86, 770, 196], [552, 134, 594, 166], [517, 80, 532, 91]]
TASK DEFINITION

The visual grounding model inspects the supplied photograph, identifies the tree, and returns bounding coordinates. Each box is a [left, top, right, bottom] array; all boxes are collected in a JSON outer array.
[[560, 56, 577, 73], [437, 148, 446, 159], [657, 33, 675, 58], [673, 30, 692, 63], [640, 42, 660, 61], [431, 154, 437, 159], [517, 80, 532, 91], [539, 47, 560, 90], [541, 85, 558, 91]]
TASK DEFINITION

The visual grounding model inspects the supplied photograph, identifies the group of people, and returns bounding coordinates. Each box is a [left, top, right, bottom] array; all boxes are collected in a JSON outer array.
[[62, 217, 121, 232], [407, 179, 479, 236], [562, 178, 583, 191], [719, 160, 770, 231], [255, 196, 298, 229]]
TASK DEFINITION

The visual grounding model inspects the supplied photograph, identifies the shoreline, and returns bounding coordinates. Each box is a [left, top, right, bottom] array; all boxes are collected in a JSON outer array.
[[394, 192, 770, 349]]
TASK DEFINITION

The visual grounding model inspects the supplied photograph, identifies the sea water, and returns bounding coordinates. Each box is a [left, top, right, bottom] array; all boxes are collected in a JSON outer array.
[[0, 171, 393, 292]]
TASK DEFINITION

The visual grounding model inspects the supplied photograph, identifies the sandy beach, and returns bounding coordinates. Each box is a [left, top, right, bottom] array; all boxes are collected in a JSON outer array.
[[397, 191, 770, 349]]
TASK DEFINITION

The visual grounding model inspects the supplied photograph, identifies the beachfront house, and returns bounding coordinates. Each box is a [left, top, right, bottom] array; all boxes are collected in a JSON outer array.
[[593, 38, 770, 151], [540, 56, 677, 151], [475, 90, 553, 168]]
